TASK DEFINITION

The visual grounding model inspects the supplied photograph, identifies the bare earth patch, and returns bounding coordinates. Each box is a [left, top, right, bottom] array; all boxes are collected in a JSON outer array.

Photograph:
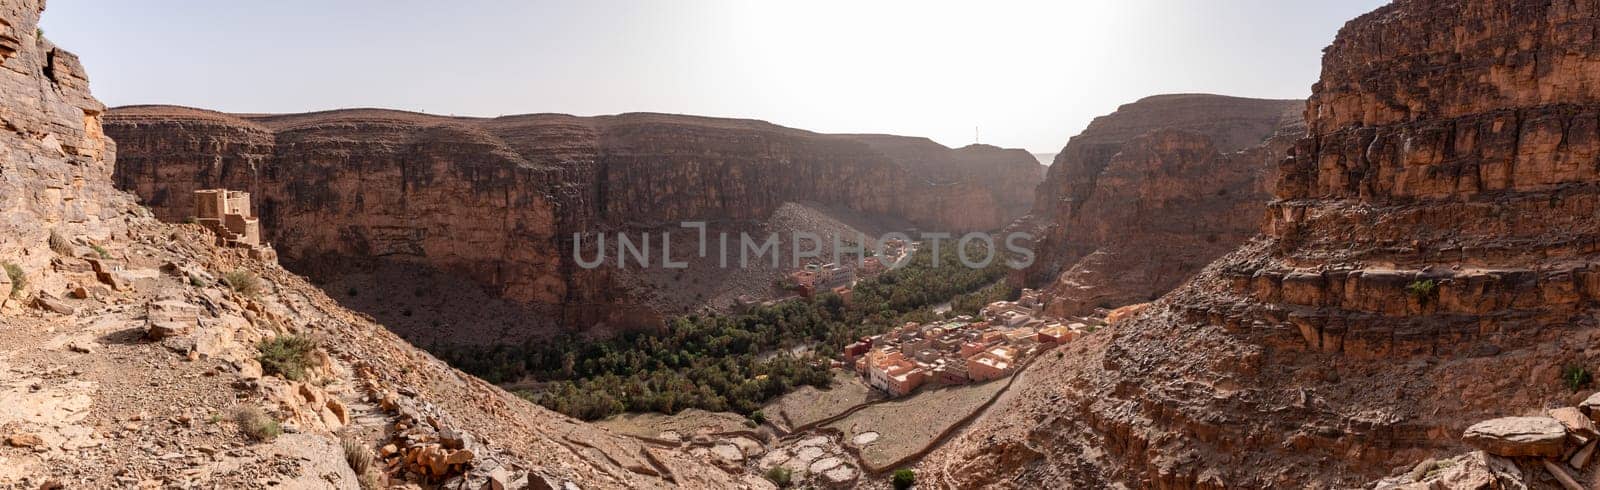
[[762, 371, 882, 430], [593, 408, 751, 441], [826, 380, 1006, 470]]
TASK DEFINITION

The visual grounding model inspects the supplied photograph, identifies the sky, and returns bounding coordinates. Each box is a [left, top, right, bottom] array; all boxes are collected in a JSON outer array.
[[43, 1, 1387, 155]]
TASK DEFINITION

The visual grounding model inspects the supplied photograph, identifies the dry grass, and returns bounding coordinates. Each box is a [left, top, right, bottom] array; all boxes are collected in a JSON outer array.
[[3, 262, 24, 299], [48, 229, 72, 256], [232, 405, 281, 442], [222, 270, 263, 296], [341, 436, 382, 489]]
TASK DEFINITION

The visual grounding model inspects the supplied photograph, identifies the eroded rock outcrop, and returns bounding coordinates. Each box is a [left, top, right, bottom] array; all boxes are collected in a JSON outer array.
[[1023, 94, 1303, 316], [920, 0, 1600, 487], [0, 2, 750, 487], [104, 108, 1041, 338]]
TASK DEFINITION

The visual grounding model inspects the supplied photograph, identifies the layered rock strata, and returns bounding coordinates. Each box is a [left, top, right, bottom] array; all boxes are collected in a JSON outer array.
[[104, 108, 1042, 337], [1025, 94, 1303, 316], [0, 1, 749, 487], [919, 0, 1600, 487]]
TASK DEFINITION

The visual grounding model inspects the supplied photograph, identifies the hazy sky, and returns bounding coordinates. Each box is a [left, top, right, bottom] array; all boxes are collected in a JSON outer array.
[[44, 1, 1387, 154]]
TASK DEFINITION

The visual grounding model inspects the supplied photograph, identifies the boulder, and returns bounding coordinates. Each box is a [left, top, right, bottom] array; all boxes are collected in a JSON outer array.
[[1580, 392, 1600, 419], [145, 320, 190, 340], [5, 433, 43, 448], [1549, 407, 1598, 440], [33, 295, 74, 315], [145, 299, 200, 340], [1462, 417, 1568, 458]]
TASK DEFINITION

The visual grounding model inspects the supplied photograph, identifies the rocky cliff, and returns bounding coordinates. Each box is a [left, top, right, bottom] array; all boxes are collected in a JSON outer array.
[[1025, 94, 1303, 316], [920, 0, 1600, 487], [104, 107, 1042, 340], [846, 135, 1042, 230], [0, 2, 752, 487]]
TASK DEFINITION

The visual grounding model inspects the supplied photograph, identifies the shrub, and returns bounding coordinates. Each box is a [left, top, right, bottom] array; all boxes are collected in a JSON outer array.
[[1564, 365, 1592, 392], [258, 335, 317, 381], [749, 410, 767, 425], [341, 436, 380, 489], [232, 405, 281, 441], [342, 437, 373, 474], [48, 229, 72, 256], [1406, 279, 1438, 305], [764, 466, 793, 488], [892, 468, 916, 489], [90, 244, 111, 259], [3, 262, 24, 299], [222, 270, 262, 296]]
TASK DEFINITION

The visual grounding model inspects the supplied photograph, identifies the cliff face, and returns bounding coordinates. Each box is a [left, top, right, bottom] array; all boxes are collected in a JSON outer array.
[[847, 135, 1042, 229], [1025, 94, 1303, 316], [105, 108, 1041, 337], [0, 0, 122, 248], [920, 0, 1600, 487], [0, 2, 748, 488]]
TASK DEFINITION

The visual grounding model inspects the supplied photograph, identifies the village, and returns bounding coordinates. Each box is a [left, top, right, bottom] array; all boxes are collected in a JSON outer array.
[[844, 288, 1104, 396], [755, 237, 1102, 398]]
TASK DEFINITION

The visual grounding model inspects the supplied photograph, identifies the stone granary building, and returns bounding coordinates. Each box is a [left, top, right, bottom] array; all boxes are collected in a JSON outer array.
[[193, 189, 276, 261]]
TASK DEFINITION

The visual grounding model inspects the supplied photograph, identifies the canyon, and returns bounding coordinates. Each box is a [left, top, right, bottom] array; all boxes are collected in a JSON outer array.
[[919, 0, 1600, 487], [1023, 93, 1304, 317], [6, 0, 1600, 488], [0, 0, 754, 487], [104, 107, 1042, 343]]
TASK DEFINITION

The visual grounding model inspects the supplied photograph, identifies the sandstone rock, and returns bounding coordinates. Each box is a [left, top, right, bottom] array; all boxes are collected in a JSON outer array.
[[32, 295, 73, 315], [145, 320, 189, 340], [1023, 95, 1303, 316], [0, 1, 740, 488], [1462, 417, 1567, 458], [1550, 407, 1598, 440], [104, 106, 1043, 335], [144, 299, 199, 340], [710, 443, 743, 463], [923, 1, 1600, 487], [1571, 440, 1597, 470], [5, 433, 43, 448], [1580, 393, 1600, 419], [488, 466, 512, 490]]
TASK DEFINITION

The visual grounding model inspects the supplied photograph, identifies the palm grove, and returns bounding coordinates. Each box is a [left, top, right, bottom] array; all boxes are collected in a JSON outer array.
[[431, 243, 1017, 421]]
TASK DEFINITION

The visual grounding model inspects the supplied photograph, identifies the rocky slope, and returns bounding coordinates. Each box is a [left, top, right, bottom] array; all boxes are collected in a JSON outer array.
[[0, 1, 756, 487], [920, 0, 1600, 487], [103, 107, 1041, 340], [1024, 94, 1303, 316]]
